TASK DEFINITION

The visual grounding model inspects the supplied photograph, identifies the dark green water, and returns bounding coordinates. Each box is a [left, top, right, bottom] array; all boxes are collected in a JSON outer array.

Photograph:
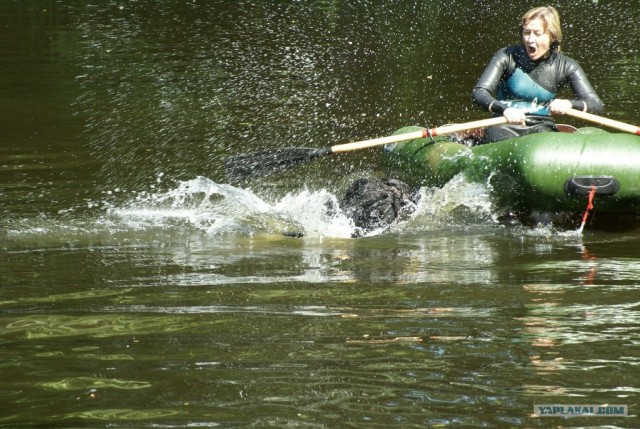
[[1, 1, 639, 427]]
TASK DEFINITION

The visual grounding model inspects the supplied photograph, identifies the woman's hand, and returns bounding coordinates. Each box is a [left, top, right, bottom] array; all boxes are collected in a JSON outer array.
[[548, 98, 573, 115], [503, 107, 526, 125]]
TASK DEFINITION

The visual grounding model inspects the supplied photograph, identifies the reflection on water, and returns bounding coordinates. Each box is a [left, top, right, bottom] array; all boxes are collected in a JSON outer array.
[[3, 314, 223, 339], [41, 377, 151, 391], [3, 230, 640, 427]]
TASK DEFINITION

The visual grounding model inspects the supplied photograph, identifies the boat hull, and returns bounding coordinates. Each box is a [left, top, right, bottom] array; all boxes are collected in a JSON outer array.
[[381, 126, 640, 214]]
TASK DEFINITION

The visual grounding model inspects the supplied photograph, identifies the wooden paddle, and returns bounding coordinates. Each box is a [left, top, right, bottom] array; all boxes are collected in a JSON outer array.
[[224, 116, 507, 182], [565, 108, 640, 135]]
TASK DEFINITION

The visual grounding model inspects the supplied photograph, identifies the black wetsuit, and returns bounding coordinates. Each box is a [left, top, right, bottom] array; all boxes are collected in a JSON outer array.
[[472, 44, 603, 142]]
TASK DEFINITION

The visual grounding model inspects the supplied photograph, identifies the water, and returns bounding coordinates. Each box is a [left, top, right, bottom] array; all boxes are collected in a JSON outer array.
[[2, 1, 640, 427]]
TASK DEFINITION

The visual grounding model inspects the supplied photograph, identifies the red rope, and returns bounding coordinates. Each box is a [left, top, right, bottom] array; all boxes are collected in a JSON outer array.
[[579, 185, 597, 230]]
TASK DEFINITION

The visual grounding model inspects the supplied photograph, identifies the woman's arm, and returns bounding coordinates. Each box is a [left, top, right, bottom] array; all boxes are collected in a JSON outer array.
[[472, 49, 512, 115], [472, 49, 529, 123], [549, 56, 604, 115], [566, 60, 604, 113]]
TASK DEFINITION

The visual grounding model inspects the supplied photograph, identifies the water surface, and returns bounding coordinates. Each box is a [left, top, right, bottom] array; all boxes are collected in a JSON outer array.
[[1, 1, 639, 427]]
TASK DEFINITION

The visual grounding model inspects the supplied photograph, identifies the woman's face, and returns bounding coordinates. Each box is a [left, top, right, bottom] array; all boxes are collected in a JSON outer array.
[[522, 18, 551, 61]]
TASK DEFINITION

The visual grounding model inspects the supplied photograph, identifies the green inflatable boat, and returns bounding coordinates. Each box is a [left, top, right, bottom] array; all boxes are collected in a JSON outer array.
[[381, 126, 640, 215]]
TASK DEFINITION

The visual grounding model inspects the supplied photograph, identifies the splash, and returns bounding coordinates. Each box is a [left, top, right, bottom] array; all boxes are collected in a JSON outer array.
[[110, 176, 355, 238], [6, 175, 497, 246], [399, 175, 498, 232], [109, 175, 510, 239], [5, 174, 587, 247], [7, 174, 568, 247]]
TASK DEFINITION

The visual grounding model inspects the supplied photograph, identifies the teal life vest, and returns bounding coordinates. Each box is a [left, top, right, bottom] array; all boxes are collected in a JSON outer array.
[[497, 68, 554, 115]]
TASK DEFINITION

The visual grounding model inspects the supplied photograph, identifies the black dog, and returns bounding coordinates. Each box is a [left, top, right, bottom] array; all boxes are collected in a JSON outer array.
[[281, 177, 419, 238], [339, 177, 419, 237]]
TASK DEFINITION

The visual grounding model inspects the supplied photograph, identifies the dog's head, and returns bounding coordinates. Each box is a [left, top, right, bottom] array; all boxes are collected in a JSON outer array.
[[340, 177, 419, 236]]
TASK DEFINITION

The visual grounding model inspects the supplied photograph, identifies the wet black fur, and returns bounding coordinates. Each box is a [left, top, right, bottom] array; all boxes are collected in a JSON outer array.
[[339, 177, 419, 237]]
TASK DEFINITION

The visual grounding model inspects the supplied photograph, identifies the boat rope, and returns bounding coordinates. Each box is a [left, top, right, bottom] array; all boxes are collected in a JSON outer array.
[[581, 245, 597, 285], [424, 123, 435, 143], [578, 185, 597, 232]]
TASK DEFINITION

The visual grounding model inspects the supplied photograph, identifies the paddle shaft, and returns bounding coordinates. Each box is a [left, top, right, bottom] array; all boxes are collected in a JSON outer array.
[[565, 108, 640, 135], [224, 116, 509, 181], [329, 116, 508, 153]]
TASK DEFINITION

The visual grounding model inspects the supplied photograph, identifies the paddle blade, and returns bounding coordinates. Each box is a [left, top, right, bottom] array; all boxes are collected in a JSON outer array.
[[224, 147, 328, 182]]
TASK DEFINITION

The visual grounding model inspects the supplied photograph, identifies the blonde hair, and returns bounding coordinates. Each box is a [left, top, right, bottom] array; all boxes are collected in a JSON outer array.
[[521, 6, 562, 49]]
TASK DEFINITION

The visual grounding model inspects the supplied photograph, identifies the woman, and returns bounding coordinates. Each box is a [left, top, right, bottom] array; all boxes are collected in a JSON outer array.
[[472, 6, 603, 142]]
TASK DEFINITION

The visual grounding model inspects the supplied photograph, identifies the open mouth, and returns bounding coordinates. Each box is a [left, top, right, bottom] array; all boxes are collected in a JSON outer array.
[[527, 45, 537, 57]]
